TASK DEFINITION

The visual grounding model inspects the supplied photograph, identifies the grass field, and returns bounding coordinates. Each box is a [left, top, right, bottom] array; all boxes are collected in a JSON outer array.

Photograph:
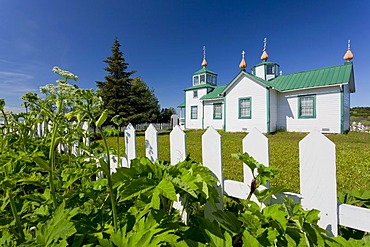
[[103, 130, 370, 194]]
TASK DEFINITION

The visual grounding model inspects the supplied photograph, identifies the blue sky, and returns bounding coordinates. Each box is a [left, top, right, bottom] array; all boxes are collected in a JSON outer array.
[[1, 0, 369, 113]]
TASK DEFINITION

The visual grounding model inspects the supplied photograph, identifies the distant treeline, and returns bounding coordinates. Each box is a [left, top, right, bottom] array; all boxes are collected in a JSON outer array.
[[350, 107, 370, 125]]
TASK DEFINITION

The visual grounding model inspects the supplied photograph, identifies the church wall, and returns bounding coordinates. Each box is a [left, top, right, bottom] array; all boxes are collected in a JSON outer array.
[[185, 88, 208, 129], [277, 86, 342, 133], [203, 100, 224, 130], [269, 89, 278, 132], [343, 84, 350, 132], [225, 76, 267, 132]]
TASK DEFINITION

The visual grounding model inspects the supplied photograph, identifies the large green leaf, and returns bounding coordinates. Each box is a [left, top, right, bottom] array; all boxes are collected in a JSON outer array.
[[156, 179, 177, 201], [35, 201, 77, 246]]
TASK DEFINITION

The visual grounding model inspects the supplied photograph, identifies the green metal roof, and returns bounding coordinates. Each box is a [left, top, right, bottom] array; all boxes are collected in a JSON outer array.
[[178, 102, 185, 107], [193, 67, 217, 76], [270, 63, 353, 91], [185, 84, 215, 91], [200, 84, 228, 100]]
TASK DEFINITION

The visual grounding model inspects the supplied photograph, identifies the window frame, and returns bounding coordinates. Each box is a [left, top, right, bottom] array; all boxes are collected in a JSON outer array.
[[213, 103, 222, 120], [200, 74, 205, 83], [238, 97, 252, 119], [191, 106, 198, 119], [193, 90, 198, 98], [298, 95, 316, 119], [266, 64, 275, 75], [193, 75, 199, 85]]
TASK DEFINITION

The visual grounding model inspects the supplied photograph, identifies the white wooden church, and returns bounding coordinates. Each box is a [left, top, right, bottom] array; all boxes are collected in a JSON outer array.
[[178, 40, 355, 133]]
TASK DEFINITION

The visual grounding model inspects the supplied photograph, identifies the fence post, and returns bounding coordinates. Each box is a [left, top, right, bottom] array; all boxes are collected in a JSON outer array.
[[299, 131, 337, 236], [125, 123, 136, 167], [82, 121, 90, 147], [37, 122, 42, 137], [202, 127, 223, 218], [145, 124, 158, 162], [243, 128, 269, 203], [170, 125, 186, 165]]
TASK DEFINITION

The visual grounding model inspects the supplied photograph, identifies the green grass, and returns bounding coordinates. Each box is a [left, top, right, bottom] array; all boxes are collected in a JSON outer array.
[[351, 107, 370, 126], [102, 130, 370, 194]]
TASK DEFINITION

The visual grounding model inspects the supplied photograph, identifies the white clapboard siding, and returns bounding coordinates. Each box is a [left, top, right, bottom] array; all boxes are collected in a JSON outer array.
[[300, 131, 337, 236], [170, 125, 186, 165], [145, 124, 158, 162]]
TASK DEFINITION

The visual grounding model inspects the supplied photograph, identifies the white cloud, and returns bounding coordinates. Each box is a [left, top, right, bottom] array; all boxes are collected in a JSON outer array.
[[4, 105, 25, 114], [0, 71, 37, 96]]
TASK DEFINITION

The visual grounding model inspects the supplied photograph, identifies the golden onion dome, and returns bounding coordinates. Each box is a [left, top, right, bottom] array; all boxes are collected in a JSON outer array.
[[239, 51, 247, 69], [201, 57, 208, 68], [261, 50, 269, 61], [343, 40, 354, 62]]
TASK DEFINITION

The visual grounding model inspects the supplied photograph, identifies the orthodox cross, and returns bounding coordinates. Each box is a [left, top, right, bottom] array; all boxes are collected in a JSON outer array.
[[263, 37, 267, 51]]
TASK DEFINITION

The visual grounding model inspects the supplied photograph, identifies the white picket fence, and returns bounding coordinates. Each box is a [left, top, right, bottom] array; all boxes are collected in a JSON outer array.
[[37, 122, 370, 236]]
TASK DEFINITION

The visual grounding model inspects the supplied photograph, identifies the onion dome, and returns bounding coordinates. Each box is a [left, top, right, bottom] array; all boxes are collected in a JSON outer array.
[[343, 40, 354, 62], [260, 50, 269, 61], [260, 37, 268, 61], [239, 51, 247, 69], [201, 57, 208, 68]]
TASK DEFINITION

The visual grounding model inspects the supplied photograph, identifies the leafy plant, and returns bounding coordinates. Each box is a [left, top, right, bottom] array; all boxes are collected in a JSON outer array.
[[1, 67, 369, 246]]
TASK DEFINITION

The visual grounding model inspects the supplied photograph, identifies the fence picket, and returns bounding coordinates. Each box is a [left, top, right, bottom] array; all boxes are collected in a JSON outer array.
[[202, 127, 223, 217], [170, 125, 186, 165], [243, 128, 269, 180], [82, 121, 90, 147], [74, 124, 370, 231], [125, 123, 136, 167], [300, 131, 338, 236], [145, 124, 158, 162]]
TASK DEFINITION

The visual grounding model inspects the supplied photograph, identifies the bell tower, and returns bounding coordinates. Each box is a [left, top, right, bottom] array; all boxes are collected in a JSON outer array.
[[252, 38, 280, 81], [192, 46, 218, 86]]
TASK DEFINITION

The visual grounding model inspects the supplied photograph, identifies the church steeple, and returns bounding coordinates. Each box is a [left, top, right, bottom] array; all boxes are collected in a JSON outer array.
[[251, 37, 280, 81], [201, 46, 208, 68], [192, 46, 218, 86], [260, 37, 269, 62], [239, 51, 247, 70], [343, 40, 354, 62]]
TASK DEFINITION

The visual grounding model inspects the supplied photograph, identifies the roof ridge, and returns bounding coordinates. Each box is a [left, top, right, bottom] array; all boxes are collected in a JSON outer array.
[[272, 63, 351, 79]]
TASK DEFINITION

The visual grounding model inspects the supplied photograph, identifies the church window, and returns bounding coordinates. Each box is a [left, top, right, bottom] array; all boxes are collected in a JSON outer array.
[[206, 74, 211, 83], [191, 106, 198, 119], [193, 90, 198, 98], [193, 76, 199, 85], [267, 65, 275, 75], [298, 95, 316, 118], [200, 75, 205, 83], [239, 97, 252, 119], [213, 103, 222, 119]]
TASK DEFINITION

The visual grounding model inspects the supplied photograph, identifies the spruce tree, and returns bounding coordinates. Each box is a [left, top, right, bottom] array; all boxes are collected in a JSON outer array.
[[96, 38, 135, 123], [97, 38, 160, 126]]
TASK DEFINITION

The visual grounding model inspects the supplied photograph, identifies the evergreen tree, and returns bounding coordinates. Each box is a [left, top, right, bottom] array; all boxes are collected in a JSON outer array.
[[127, 77, 160, 125], [158, 107, 177, 123], [96, 38, 135, 123], [97, 38, 160, 125]]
